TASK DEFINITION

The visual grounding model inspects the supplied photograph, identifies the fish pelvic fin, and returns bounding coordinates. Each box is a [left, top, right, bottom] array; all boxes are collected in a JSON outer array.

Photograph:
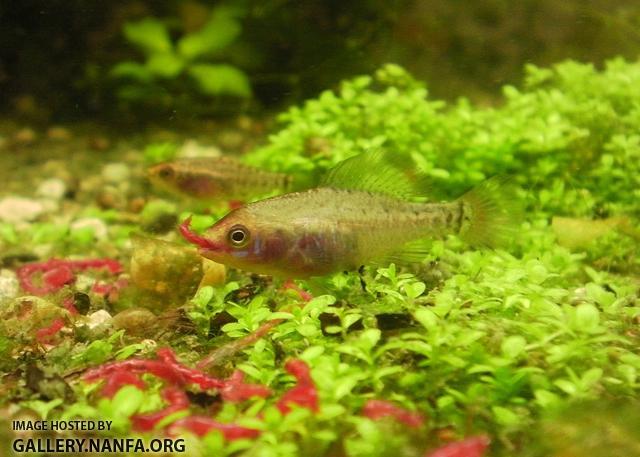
[[458, 176, 523, 248]]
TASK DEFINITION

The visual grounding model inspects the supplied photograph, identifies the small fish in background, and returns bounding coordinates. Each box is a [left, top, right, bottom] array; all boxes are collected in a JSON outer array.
[[148, 156, 295, 203], [552, 215, 639, 249], [181, 151, 521, 278]]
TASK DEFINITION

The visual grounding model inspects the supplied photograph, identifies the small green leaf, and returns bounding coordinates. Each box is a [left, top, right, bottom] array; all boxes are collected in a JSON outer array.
[[123, 18, 172, 55], [145, 53, 184, 79], [0, 223, 18, 244], [111, 386, 145, 417], [573, 303, 601, 333], [188, 64, 251, 97], [501, 335, 527, 359], [297, 323, 319, 337], [492, 405, 521, 426], [359, 329, 381, 349], [110, 62, 153, 82], [21, 399, 63, 420], [414, 308, 439, 330], [403, 281, 426, 299], [177, 10, 241, 60]]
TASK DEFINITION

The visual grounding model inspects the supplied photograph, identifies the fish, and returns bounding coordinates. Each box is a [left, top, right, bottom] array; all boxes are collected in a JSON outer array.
[[148, 156, 294, 202], [180, 151, 520, 278]]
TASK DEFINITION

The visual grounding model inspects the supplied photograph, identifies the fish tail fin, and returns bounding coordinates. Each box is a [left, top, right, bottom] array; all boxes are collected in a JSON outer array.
[[457, 176, 523, 248]]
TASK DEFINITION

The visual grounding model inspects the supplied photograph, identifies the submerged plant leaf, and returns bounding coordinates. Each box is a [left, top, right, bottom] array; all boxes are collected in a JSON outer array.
[[188, 64, 251, 97], [123, 18, 173, 55]]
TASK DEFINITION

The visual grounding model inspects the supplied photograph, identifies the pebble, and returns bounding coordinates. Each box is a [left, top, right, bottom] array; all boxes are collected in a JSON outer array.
[[85, 310, 112, 330], [199, 258, 226, 288], [70, 218, 108, 240], [0, 197, 45, 223], [36, 178, 67, 201], [46, 126, 71, 141], [0, 269, 19, 303], [13, 127, 37, 145], [179, 139, 221, 158], [101, 163, 130, 184], [88, 136, 110, 151], [112, 308, 157, 336]]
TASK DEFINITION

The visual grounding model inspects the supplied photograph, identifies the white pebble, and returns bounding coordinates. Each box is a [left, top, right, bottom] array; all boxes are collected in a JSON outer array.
[[0, 197, 45, 223], [101, 163, 130, 184], [36, 178, 67, 201], [70, 218, 108, 240], [86, 310, 112, 329], [0, 269, 19, 303]]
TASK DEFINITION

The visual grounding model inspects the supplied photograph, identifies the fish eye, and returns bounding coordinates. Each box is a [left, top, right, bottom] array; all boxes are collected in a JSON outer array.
[[227, 225, 250, 247], [157, 166, 175, 179]]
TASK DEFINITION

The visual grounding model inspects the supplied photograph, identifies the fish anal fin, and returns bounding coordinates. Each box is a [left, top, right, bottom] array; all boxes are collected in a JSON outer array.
[[375, 239, 434, 267]]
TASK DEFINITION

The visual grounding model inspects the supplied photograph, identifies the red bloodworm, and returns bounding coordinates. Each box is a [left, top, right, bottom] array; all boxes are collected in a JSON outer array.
[[62, 296, 79, 315], [281, 279, 313, 302], [83, 359, 187, 386], [35, 318, 65, 343], [425, 436, 491, 457], [101, 370, 146, 398], [362, 399, 425, 429], [179, 216, 218, 250], [276, 359, 319, 414], [156, 347, 226, 390], [131, 387, 190, 432], [168, 416, 260, 440], [220, 370, 272, 402], [85, 348, 270, 402], [17, 258, 123, 295]]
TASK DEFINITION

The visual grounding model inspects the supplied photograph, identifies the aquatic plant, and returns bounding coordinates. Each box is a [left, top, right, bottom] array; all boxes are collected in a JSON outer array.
[[1, 59, 639, 456], [112, 5, 251, 111]]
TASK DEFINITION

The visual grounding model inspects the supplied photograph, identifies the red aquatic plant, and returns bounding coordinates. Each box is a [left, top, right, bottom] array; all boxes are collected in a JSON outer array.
[[362, 399, 425, 428], [35, 317, 65, 343], [17, 258, 123, 295], [276, 359, 318, 414], [425, 436, 490, 457]]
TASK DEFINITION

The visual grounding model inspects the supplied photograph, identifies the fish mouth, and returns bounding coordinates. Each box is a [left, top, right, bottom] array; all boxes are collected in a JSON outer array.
[[179, 216, 222, 253]]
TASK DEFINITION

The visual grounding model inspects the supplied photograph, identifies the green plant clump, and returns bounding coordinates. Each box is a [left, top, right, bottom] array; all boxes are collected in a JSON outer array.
[[112, 5, 251, 110], [3, 60, 640, 457]]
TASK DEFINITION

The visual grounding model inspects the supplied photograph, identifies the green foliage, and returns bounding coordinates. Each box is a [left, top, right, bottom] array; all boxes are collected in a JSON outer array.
[[112, 5, 251, 110], [9, 60, 640, 456], [246, 61, 640, 218]]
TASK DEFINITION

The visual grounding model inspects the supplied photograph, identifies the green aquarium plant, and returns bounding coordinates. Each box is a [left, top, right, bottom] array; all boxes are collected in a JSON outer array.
[[2, 59, 640, 457], [111, 4, 251, 112]]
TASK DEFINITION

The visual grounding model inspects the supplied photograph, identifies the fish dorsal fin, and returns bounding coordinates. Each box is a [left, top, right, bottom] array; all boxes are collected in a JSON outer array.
[[321, 150, 426, 200]]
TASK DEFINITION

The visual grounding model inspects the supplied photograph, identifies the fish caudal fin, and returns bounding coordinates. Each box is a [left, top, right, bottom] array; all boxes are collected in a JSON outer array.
[[458, 176, 522, 248]]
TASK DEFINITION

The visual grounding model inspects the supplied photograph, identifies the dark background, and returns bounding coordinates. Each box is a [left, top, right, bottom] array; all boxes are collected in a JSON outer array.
[[1, 0, 639, 122]]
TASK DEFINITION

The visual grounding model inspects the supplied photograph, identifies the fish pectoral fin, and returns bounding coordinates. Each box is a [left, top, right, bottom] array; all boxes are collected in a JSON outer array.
[[321, 149, 429, 200]]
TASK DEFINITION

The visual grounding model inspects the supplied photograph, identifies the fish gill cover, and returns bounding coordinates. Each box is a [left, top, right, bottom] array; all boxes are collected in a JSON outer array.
[[0, 60, 639, 457]]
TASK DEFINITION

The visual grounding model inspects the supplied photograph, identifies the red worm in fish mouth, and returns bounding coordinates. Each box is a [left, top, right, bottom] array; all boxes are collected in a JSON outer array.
[[179, 216, 219, 251]]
